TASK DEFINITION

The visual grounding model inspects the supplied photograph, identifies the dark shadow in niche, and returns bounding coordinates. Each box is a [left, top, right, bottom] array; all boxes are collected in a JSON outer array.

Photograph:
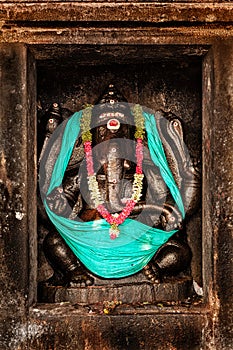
[[36, 54, 202, 306]]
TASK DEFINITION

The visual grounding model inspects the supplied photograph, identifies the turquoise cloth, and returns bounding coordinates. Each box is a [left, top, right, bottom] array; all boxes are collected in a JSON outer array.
[[44, 109, 185, 278]]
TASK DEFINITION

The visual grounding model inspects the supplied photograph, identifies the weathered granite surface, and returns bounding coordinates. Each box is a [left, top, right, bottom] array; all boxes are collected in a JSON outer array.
[[0, 2, 233, 349]]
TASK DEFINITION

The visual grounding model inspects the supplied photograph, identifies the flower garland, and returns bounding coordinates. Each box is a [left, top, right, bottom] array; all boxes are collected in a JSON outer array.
[[80, 104, 145, 239]]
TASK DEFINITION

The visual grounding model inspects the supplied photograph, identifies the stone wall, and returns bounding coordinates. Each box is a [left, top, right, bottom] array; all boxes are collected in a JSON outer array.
[[0, 2, 233, 349]]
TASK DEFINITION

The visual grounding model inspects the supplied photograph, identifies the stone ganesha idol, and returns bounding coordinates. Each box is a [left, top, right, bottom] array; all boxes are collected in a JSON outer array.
[[38, 84, 200, 287]]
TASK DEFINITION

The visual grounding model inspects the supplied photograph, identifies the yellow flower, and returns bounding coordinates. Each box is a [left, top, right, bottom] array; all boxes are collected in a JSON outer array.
[[132, 104, 145, 140]]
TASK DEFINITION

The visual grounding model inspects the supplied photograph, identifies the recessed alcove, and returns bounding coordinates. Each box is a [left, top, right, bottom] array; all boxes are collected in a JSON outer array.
[[1, 27, 232, 348], [35, 44, 203, 304]]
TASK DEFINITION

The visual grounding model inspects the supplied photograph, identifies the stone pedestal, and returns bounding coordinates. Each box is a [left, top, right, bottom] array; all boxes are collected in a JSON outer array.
[[39, 277, 193, 305]]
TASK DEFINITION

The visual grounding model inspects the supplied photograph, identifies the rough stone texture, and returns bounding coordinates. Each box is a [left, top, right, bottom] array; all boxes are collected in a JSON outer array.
[[202, 41, 233, 349], [0, 3, 233, 23], [209, 41, 233, 350], [33, 45, 208, 65], [0, 44, 37, 349], [0, 2, 233, 349], [0, 0, 231, 2], [27, 304, 210, 350], [0, 26, 233, 46]]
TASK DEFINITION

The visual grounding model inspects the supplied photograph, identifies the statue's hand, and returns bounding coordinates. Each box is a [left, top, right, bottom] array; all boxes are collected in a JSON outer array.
[[46, 186, 72, 217], [160, 210, 183, 231]]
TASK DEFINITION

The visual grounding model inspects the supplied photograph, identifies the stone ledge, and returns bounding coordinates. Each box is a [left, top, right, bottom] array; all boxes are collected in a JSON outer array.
[[28, 305, 209, 350], [1, 25, 232, 46], [0, 3, 233, 23], [0, 0, 227, 3]]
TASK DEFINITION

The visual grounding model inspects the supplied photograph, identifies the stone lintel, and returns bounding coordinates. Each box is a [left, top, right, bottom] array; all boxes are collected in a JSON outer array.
[[1, 23, 233, 47]]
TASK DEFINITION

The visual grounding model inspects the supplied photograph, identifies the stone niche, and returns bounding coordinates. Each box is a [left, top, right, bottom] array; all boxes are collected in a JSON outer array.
[[36, 44, 203, 306], [0, 7, 233, 349]]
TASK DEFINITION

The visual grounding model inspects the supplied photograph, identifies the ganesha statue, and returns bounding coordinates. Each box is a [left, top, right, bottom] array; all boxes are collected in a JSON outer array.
[[38, 84, 200, 287]]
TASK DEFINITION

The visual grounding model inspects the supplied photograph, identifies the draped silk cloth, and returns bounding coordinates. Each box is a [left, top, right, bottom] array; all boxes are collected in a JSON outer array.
[[44, 109, 185, 278]]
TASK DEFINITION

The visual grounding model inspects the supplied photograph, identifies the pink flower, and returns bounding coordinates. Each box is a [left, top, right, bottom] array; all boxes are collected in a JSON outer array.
[[136, 166, 142, 174], [81, 110, 145, 239], [84, 142, 92, 152]]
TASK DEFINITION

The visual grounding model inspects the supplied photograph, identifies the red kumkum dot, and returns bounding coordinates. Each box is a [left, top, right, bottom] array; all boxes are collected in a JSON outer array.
[[109, 119, 119, 127]]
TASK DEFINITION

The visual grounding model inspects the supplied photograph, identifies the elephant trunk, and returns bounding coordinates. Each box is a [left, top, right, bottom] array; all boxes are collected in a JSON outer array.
[[105, 143, 125, 213]]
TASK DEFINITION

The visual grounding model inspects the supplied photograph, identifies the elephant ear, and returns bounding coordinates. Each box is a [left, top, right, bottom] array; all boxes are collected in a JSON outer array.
[[154, 110, 200, 216], [38, 102, 63, 164]]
